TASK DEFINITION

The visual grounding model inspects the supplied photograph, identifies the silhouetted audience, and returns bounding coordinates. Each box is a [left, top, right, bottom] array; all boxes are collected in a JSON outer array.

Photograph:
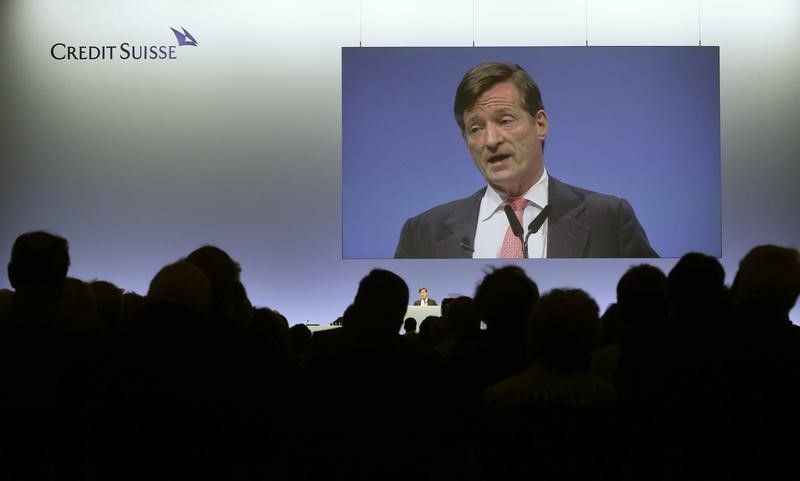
[[0, 232, 110, 480], [0, 288, 12, 316], [301, 269, 442, 481], [432, 296, 480, 359], [120, 290, 145, 331], [287, 322, 312, 366], [477, 289, 615, 481], [2, 230, 800, 481], [185, 245, 252, 328], [403, 316, 418, 338], [591, 303, 622, 383], [417, 314, 438, 344], [89, 280, 123, 331], [725, 245, 800, 479], [58, 277, 102, 332], [252, 306, 289, 349], [473, 265, 540, 389], [1, 230, 70, 330]]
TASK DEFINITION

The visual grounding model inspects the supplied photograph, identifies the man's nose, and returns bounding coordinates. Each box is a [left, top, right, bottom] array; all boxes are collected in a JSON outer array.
[[485, 122, 503, 149]]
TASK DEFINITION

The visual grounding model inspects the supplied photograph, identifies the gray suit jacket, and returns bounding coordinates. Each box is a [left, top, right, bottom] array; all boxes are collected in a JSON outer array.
[[394, 176, 658, 258]]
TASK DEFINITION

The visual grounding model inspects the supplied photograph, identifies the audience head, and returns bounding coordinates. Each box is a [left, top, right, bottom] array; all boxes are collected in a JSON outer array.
[[121, 291, 146, 328], [474, 265, 539, 336], [7, 231, 70, 292], [185, 245, 248, 324], [288, 323, 313, 352], [440, 296, 452, 316], [228, 280, 254, 327], [418, 315, 435, 343], [599, 303, 622, 346], [443, 296, 481, 337], [667, 252, 725, 315], [616, 264, 668, 327], [58, 277, 101, 330], [527, 288, 600, 370], [351, 268, 409, 334], [273, 309, 290, 343], [403, 317, 417, 334], [733, 244, 800, 317], [147, 261, 212, 316], [431, 315, 451, 342], [252, 307, 289, 347], [90, 280, 123, 329]]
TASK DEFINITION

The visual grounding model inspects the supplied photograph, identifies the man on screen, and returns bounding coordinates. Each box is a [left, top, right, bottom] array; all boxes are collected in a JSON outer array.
[[394, 62, 657, 259], [413, 287, 437, 306]]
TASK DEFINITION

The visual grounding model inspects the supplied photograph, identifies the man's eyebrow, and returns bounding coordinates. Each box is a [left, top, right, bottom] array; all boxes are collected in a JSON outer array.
[[465, 106, 516, 122], [463, 112, 483, 124]]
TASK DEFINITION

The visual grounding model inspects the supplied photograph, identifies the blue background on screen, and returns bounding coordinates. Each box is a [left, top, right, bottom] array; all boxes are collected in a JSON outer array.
[[343, 47, 720, 258]]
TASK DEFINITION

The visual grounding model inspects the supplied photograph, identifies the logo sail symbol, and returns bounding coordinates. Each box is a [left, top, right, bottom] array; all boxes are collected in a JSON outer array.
[[170, 27, 198, 46]]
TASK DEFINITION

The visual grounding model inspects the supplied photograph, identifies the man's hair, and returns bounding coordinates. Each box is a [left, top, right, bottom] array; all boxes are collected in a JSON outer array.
[[443, 296, 481, 336], [527, 288, 600, 370], [418, 287, 427, 294], [8, 231, 70, 289], [454, 61, 545, 137], [185, 245, 241, 290], [474, 265, 539, 332], [352, 268, 409, 328], [147, 261, 212, 315], [667, 252, 725, 313], [733, 244, 800, 314], [617, 264, 668, 325], [184, 245, 244, 323]]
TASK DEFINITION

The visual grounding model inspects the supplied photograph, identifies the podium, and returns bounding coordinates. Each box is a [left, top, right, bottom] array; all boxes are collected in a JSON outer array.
[[403, 305, 441, 325]]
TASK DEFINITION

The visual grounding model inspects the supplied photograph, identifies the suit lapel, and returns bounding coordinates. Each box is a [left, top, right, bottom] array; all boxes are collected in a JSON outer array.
[[547, 177, 590, 258], [423, 180, 593, 258], [434, 188, 484, 258]]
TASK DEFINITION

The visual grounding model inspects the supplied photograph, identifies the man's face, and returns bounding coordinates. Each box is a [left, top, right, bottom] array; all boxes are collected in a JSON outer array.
[[419, 289, 428, 300], [462, 81, 548, 198]]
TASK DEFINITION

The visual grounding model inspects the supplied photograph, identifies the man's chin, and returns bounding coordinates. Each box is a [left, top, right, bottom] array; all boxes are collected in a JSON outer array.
[[490, 176, 534, 197], [486, 172, 515, 186]]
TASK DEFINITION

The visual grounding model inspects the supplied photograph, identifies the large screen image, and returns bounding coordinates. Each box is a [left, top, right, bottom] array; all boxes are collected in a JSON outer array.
[[343, 47, 720, 259]]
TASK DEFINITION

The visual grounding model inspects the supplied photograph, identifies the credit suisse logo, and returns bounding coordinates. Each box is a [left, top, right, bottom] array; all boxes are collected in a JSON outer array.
[[51, 27, 198, 61]]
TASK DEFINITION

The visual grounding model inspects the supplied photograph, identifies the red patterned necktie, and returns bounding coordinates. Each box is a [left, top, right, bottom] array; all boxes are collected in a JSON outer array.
[[499, 197, 527, 258]]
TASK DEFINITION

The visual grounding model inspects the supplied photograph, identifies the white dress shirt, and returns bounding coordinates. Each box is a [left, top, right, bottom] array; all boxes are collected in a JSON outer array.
[[473, 168, 549, 259]]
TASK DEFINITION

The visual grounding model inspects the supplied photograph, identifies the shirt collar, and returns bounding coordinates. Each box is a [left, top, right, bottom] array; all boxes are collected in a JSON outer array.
[[479, 168, 550, 222]]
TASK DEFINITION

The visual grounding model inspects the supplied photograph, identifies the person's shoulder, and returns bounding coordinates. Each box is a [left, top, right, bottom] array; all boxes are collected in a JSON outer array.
[[549, 175, 658, 258], [404, 188, 486, 223], [550, 176, 641, 222], [550, 176, 625, 209], [395, 187, 486, 258]]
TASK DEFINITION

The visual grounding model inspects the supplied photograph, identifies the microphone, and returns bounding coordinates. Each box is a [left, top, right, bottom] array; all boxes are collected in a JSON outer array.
[[459, 237, 474, 252], [527, 204, 551, 235], [503, 205, 524, 237], [503, 204, 527, 258], [524, 205, 551, 255]]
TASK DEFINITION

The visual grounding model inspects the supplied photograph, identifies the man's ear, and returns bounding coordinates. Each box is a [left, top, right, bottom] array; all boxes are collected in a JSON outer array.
[[535, 109, 548, 140]]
